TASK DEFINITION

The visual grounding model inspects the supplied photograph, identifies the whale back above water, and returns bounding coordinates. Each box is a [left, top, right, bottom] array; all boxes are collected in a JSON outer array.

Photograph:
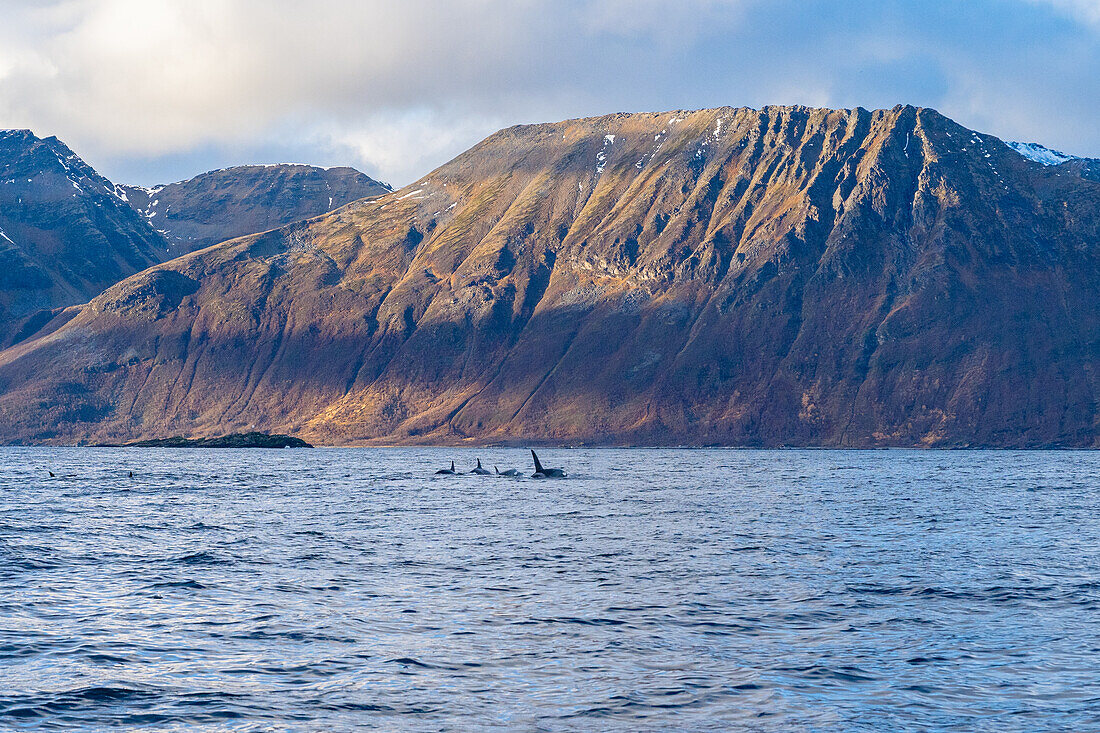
[[531, 450, 566, 478], [471, 458, 491, 475], [435, 460, 457, 475]]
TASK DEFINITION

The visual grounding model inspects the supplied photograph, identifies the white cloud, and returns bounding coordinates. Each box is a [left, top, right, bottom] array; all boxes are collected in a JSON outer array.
[[318, 109, 508, 188], [0, 0, 626, 182], [0, 0, 1097, 186], [1030, 0, 1100, 27]]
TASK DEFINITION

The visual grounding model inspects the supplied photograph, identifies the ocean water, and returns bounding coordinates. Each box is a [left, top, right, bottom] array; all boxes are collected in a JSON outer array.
[[2, 447, 1099, 732]]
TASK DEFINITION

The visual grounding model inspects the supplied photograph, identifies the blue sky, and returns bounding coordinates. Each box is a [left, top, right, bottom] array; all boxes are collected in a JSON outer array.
[[1, 0, 1097, 186]]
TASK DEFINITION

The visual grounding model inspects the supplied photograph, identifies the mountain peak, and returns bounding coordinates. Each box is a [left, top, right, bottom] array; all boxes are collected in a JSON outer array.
[[1, 131, 396, 349], [0, 129, 36, 140], [119, 163, 391, 253], [0, 130, 167, 345]]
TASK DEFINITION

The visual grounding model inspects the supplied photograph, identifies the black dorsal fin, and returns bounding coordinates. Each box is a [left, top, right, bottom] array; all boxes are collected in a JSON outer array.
[[495, 466, 500, 474], [450, 460, 455, 471], [531, 450, 544, 473], [477, 458, 483, 469]]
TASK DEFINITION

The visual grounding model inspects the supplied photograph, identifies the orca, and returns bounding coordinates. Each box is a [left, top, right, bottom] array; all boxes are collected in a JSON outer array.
[[470, 459, 491, 475], [531, 450, 566, 478], [48, 471, 54, 478], [435, 461, 458, 475], [495, 466, 521, 477]]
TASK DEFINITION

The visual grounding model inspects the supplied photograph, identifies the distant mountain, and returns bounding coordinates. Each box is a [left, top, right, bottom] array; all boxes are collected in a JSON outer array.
[[1, 106, 1099, 447], [0, 131, 389, 346], [0, 129, 166, 346], [120, 165, 390, 254]]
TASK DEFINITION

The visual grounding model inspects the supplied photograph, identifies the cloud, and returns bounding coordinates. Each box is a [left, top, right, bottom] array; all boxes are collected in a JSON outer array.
[[0, 0, 1097, 186], [1030, 0, 1100, 27], [308, 108, 512, 190]]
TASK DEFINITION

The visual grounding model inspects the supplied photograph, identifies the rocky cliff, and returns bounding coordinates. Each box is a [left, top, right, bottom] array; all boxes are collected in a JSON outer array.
[[1, 106, 1097, 447]]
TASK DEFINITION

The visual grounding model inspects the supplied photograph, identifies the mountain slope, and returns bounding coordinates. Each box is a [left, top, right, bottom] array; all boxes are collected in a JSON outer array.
[[0, 130, 167, 346], [120, 165, 390, 254], [0, 132, 389, 347], [1, 105, 1098, 447]]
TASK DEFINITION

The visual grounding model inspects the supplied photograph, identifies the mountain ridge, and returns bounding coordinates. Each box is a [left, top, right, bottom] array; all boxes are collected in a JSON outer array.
[[0, 129, 166, 346], [0, 131, 390, 347], [1, 105, 1097, 447], [119, 164, 390, 254]]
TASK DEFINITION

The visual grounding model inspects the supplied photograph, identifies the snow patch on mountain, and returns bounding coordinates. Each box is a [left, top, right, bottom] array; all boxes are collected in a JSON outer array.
[[1007, 141, 1079, 166]]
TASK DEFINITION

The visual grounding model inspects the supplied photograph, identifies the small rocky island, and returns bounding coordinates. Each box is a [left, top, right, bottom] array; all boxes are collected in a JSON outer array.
[[108, 432, 313, 448]]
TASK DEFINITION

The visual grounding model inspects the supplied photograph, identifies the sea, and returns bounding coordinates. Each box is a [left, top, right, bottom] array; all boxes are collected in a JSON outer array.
[[2, 447, 1099, 731]]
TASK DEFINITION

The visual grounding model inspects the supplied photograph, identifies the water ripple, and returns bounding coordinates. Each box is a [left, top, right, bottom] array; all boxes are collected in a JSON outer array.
[[2, 447, 1100, 730]]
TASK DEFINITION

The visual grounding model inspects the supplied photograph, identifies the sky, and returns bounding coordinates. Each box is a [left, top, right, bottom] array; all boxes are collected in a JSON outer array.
[[0, 0, 1098, 187]]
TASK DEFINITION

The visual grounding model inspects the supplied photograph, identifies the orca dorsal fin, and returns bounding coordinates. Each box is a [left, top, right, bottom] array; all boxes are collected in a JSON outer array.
[[495, 466, 500, 474], [477, 458, 483, 469], [450, 460, 455, 471], [531, 450, 544, 473]]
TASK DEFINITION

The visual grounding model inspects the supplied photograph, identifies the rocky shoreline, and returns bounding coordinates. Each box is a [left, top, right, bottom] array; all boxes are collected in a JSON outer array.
[[96, 432, 313, 448]]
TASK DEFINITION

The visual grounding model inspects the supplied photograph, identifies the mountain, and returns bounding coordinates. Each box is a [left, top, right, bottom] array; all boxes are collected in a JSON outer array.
[[0, 132, 389, 347], [1, 105, 1098, 447], [0, 130, 167, 346], [120, 165, 390, 254]]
